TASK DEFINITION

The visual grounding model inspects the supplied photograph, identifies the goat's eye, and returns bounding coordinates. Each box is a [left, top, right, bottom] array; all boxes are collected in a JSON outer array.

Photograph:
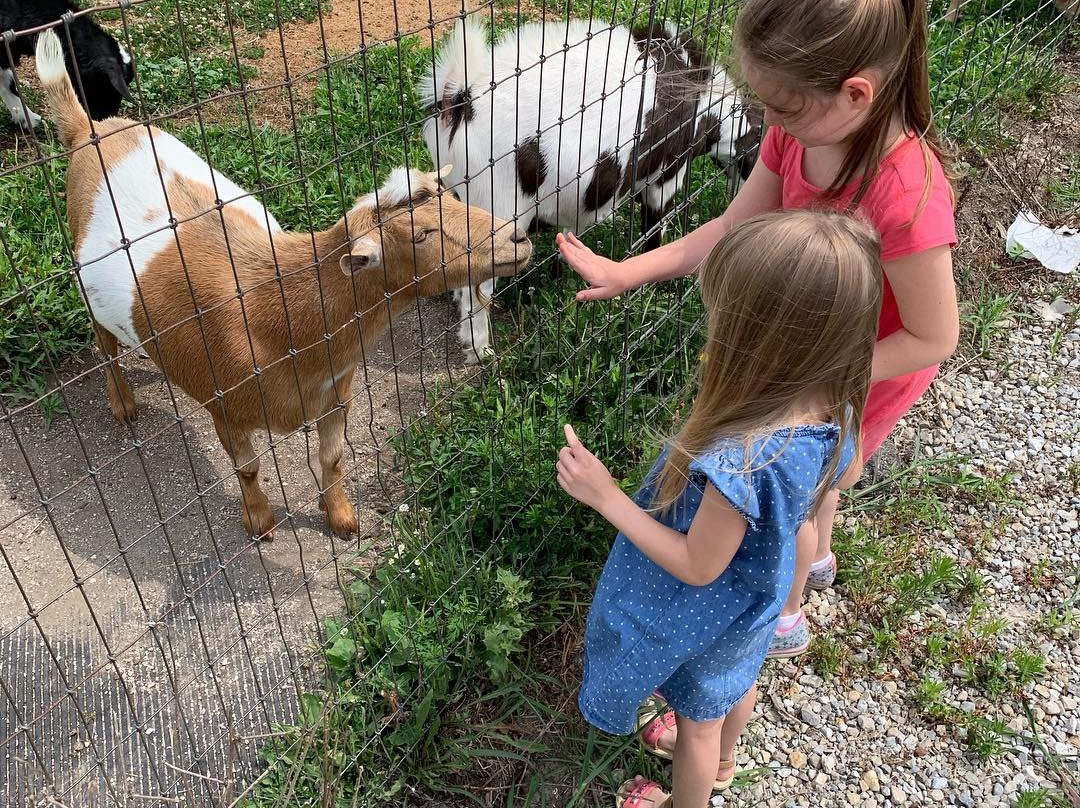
[[413, 228, 438, 244]]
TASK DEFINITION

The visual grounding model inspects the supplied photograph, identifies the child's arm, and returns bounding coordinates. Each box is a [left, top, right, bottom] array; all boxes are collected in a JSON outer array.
[[555, 160, 783, 302], [837, 445, 864, 490], [872, 245, 959, 381], [557, 426, 746, 587]]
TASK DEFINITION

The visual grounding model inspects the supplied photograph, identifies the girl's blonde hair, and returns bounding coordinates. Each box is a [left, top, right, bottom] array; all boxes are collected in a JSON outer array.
[[735, 0, 953, 215], [652, 210, 883, 515]]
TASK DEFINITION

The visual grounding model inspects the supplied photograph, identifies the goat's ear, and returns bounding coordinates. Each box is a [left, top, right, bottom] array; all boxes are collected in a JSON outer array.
[[100, 60, 132, 100], [339, 237, 382, 274]]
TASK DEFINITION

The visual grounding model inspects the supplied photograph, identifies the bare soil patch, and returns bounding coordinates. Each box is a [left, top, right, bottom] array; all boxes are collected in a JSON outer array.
[[0, 296, 479, 802], [245, 0, 475, 129], [950, 55, 1080, 294]]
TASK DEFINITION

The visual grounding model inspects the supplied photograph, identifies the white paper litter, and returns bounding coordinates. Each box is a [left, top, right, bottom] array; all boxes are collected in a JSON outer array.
[[1004, 210, 1079, 274]]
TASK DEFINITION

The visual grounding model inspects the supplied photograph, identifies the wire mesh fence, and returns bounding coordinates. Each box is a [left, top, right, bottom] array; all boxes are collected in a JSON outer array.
[[0, 0, 1076, 805]]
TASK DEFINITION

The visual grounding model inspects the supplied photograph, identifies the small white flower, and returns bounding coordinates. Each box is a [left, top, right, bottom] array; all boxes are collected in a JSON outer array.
[[398, 503, 410, 513]]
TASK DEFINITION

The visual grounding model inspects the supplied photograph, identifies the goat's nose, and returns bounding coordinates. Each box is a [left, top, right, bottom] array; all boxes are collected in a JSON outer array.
[[511, 227, 529, 243]]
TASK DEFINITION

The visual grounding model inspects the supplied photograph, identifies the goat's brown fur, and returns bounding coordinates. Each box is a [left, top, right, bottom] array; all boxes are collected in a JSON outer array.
[[37, 30, 532, 538]]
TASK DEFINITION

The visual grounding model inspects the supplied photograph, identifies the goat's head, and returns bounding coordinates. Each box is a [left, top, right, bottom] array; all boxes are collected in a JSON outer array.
[[340, 167, 532, 298], [67, 27, 133, 120], [696, 69, 763, 181]]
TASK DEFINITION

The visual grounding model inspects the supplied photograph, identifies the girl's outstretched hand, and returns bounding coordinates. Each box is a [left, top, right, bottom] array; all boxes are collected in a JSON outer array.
[[556, 231, 629, 301], [557, 424, 619, 511]]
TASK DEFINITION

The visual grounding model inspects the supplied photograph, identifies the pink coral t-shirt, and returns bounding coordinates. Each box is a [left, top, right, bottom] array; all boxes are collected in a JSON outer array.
[[760, 126, 957, 457]]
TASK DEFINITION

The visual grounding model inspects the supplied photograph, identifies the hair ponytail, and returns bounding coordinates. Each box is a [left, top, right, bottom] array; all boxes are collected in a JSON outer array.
[[898, 0, 956, 216]]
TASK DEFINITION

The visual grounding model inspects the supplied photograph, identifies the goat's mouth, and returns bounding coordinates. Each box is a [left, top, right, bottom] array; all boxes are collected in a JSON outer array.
[[492, 253, 531, 277], [490, 244, 533, 277]]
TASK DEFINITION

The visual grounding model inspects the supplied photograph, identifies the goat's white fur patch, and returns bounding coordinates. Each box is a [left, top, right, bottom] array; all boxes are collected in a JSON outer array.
[[79, 130, 282, 347], [354, 168, 437, 211], [119, 45, 132, 66], [417, 18, 490, 110], [378, 167, 429, 207]]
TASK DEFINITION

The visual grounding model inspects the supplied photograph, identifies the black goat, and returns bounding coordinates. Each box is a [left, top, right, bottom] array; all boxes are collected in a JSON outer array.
[[1, 0, 132, 130]]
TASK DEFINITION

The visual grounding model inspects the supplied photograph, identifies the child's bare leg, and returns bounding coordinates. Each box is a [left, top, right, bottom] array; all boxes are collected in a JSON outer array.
[[814, 488, 841, 561], [720, 683, 757, 764], [782, 520, 816, 616], [672, 713, 724, 807]]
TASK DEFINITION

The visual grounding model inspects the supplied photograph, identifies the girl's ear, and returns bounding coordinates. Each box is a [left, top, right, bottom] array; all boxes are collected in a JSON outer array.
[[840, 74, 875, 112]]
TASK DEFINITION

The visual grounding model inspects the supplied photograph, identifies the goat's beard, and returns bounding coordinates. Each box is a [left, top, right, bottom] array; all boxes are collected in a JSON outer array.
[[474, 280, 492, 307]]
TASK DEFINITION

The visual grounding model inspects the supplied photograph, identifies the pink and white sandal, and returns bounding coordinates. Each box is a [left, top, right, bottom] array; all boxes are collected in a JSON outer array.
[[615, 779, 668, 808], [637, 694, 676, 760], [636, 695, 738, 791]]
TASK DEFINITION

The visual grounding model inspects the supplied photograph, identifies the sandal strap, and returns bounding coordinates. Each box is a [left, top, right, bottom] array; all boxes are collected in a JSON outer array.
[[622, 780, 663, 808], [639, 710, 676, 747]]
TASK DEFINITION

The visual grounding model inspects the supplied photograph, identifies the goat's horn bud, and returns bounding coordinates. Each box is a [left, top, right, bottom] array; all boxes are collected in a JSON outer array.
[[435, 163, 454, 179]]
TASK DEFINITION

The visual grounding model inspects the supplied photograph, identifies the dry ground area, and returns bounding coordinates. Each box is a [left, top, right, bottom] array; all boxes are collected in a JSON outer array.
[[0, 298, 474, 804]]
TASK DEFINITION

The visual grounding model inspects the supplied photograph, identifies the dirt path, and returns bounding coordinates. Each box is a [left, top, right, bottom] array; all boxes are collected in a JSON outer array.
[[245, 0, 483, 128], [0, 297, 472, 805]]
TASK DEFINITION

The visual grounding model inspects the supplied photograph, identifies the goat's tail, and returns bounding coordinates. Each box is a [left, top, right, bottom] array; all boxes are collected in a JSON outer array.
[[418, 17, 491, 112], [35, 29, 90, 148]]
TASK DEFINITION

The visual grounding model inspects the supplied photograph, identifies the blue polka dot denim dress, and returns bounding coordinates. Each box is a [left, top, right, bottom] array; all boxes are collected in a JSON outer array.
[[579, 425, 853, 733]]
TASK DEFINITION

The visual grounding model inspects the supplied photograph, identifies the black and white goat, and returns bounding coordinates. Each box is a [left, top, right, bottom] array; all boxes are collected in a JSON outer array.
[[420, 17, 761, 363], [1, 0, 133, 131]]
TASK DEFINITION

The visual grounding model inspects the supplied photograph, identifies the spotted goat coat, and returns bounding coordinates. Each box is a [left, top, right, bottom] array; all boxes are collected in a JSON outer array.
[[420, 17, 762, 363]]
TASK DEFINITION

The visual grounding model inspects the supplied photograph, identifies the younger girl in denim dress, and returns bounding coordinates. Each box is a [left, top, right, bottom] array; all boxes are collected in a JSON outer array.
[[557, 210, 882, 807]]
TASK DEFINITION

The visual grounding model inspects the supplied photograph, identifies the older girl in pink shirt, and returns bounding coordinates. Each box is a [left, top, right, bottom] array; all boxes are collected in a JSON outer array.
[[559, 0, 958, 680]]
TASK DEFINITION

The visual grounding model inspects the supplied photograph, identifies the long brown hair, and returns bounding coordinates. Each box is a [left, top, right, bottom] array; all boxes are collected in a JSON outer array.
[[735, 0, 953, 214], [651, 210, 883, 515]]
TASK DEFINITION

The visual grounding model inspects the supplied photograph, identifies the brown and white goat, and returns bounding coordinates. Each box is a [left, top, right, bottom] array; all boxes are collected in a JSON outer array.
[[35, 29, 532, 539]]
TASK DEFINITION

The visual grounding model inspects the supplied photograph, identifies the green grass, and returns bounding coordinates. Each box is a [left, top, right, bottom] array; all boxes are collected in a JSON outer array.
[[112, 0, 321, 115], [927, 0, 1071, 146], [1047, 155, 1080, 219], [960, 287, 1015, 358], [0, 157, 87, 405]]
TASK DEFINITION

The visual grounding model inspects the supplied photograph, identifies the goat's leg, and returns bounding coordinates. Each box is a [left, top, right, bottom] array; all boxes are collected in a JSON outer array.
[[641, 202, 665, 253], [94, 323, 138, 424], [316, 394, 357, 536], [1, 68, 42, 132], [456, 281, 493, 365], [211, 410, 276, 540]]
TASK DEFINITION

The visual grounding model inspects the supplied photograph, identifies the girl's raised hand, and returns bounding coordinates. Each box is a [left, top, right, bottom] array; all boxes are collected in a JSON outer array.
[[557, 424, 619, 511], [556, 231, 629, 301]]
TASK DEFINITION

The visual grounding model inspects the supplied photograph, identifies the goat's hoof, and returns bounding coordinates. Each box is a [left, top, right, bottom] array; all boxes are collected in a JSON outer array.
[[320, 495, 358, 536], [463, 346, 493, 366], [243, 507, 276, 541], [10, 110, 42, 133], [328, 508, 358, 537], [109, 396, 138, 425]]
